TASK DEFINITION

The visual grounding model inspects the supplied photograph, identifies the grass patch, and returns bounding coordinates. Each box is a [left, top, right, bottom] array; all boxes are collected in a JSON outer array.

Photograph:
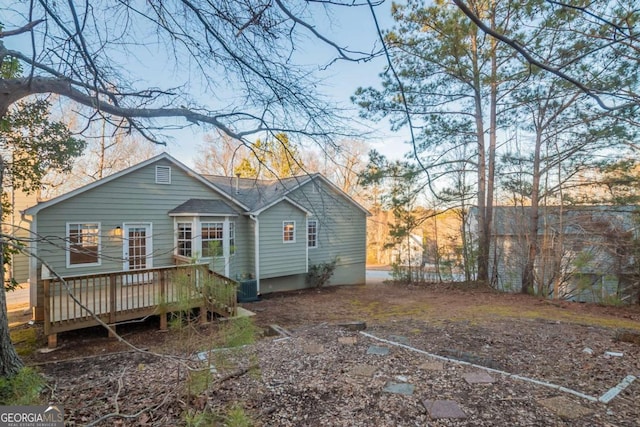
[[463, 304, 640, 331], [10, 327, 39, 356], [348, 299, 432, 322]]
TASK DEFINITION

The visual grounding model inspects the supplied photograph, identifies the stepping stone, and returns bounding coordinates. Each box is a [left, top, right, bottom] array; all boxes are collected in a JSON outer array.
[[338, 336, 357, 345], [538, 396, 593, 419], [383, 382, 415, 396], [389, 335, 409, 344], [303, 343, 324, 354], [419, 361, 444, 371], [367, 345, 389, 356], [338, 321, 367, 331], [463, 371, 496, 384], [422, 400, 467, 419], [350, 364, 377, 378]]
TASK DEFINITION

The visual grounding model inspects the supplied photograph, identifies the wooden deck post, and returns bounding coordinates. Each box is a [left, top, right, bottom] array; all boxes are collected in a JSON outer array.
[[47, 333, 57, 349], [159, 271, 167, 331], [200, 304, 208, 324], [109, 274, 117, 338], [43, 279, 57, 348]]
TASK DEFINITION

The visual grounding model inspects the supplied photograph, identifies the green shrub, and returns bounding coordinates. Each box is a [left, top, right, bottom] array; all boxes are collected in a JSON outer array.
[[307, 258, 338, 288], [0, 367, 44, 405], [224, 404, 253, 427], [219, 317, 260, 348]]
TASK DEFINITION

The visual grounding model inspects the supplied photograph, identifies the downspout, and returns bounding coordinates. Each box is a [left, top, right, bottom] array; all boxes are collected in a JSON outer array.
[[249, 214, 260, 295], [223, 217, 230, 278], [20, 211, 39, 320]]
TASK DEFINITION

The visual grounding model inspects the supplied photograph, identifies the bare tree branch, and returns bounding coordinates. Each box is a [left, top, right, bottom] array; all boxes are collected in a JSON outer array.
[[0, 20, 45, 38]]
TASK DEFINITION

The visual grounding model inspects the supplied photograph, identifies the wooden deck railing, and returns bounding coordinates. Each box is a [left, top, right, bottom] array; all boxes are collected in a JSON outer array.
[[42, 264, 238, 347]]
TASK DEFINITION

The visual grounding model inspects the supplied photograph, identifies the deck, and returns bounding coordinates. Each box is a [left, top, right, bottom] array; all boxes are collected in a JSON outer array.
[[43, 264, 238, 347]]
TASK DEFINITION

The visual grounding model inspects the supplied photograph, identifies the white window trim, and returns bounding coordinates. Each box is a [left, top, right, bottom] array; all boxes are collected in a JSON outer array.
[[229, 221, 236, 256], [175, 221, 194, 258], [174, 217, 236, 262], [155, 165, 172, 184], [201, 221, 225, 258], [307, 219, 318, 249], [283, 220, 296, 243], [123, 222, 153, 270], [66, 222, 102, 268]]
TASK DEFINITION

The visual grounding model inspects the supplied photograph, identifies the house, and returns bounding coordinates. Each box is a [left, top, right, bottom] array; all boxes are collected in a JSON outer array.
[[474, 205, 640, 303], [3, 187, 38, 286], [390, 233, 424, 267], [22, 153, 369, 344]]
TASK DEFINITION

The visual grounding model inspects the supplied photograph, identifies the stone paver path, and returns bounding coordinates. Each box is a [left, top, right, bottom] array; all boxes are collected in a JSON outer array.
[[367, 345, 390, 355], [463, 371, 496, 384], [383, 382, 415, 395], [423, 400, 467, 419]]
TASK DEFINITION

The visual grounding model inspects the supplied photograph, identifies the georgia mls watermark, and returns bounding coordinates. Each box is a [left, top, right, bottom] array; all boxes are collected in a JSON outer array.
[[0, 406, 64, 427]]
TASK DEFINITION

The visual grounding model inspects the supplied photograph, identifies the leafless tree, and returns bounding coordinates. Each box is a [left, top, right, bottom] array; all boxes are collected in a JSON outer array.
[[0, 0, 382, 378], [0, 1, 380, 143], [194, 131, 249, 176]]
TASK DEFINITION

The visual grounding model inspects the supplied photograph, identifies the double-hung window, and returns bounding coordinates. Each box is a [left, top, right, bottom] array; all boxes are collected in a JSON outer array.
[[308, 220, 318, 248], [175, 220, 236, 258], [68, 223, 100, 266], [283, 221, 295, 243], [177, 222, 193, 257], [201, 222, 224, 257]]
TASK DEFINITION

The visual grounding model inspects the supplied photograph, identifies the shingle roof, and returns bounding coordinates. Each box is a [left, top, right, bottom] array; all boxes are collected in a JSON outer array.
[[202, 174, 315, 212], [168, 199, 239, 216]]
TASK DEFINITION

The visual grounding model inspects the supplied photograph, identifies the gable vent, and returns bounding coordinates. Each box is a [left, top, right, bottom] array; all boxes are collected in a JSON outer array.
[[155, 166, 171, 184]]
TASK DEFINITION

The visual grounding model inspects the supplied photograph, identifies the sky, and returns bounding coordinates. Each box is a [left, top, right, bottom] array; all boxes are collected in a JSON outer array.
[[5, 1, 408, 169], [158, 2, 409, 167]]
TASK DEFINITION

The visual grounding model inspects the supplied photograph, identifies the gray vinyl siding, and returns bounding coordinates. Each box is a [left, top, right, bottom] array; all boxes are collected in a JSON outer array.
[[289, 180, 367, 285], [6, 189, 37, 284], [33, 159, 250, 279], [257, 201, 307, 279]]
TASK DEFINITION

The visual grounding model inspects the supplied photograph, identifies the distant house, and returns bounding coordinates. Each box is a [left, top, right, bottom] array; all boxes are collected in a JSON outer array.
[[390, 233, 425, 267], [22, 153, 369, 343], [473, 206, 639, 303]]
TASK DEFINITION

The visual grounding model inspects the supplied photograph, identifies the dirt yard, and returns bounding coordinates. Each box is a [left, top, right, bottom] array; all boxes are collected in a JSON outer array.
[[10, 278, 640, 426]]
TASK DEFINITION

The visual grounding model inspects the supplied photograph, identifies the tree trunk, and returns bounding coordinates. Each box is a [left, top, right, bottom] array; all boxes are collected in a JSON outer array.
[[486, 5, 498, 286], [0, 158, 25, 377], [522, 131, 543, 294], [470, 28, 489, 284], [0, 280, 24, 378]]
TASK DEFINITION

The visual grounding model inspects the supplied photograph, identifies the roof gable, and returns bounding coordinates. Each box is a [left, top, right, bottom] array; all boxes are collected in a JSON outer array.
[[24, 154, 369, 218], [24, 153, 249, 215], [168, 199, 239, 216]]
